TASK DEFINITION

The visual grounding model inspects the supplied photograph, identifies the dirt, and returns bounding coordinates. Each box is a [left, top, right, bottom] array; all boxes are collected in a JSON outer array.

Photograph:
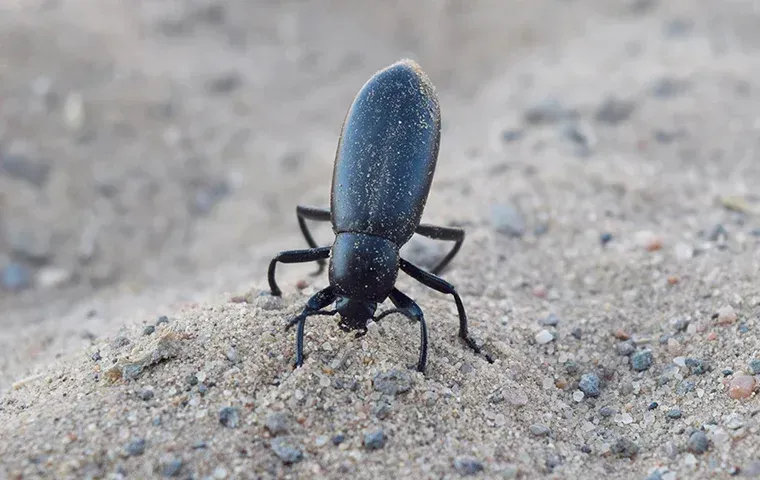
[[2, 0, 760, 479]]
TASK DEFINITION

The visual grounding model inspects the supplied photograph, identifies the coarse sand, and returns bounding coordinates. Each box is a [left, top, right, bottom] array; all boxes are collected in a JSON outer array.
[[3, 1, 760, 479]]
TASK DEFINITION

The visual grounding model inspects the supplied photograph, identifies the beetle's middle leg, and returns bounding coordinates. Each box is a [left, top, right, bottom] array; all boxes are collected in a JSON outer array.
[[414, 223, 464, 275], [268, 246, 330, 296], [296, 205, 331, 276], [399, 258, 494, 365]]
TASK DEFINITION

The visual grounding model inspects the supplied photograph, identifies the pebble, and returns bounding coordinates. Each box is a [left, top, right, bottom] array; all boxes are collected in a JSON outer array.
[[373, 369, 412, 396], [332, 434, 346, 445], [539, 314, 560, 327], [265, 412, 290, 436], [572, 390, 585, 402], [63, 92, 86, 131], [647, 402, 658, 410], [610, 437, 639, 458], [502, 129, 523, 142], [7, 227, 52, 265], [594, 96, 636, 125], [716, 305, 737, 325], [314, 435, 329, 448], [490, 203, 526, 237], [651, 77, 688, 98], [125, 438, 146, 456], [161, 458, 183, 477], [271, 439, 303, 464], [529, 423, 551, 436], [578, 373, 601, 397], [1, 263, 31, 291], [748, 359, 760, 375], [631, 350, 654, 371], [728, 375, 755, 399], [666, 408, 682, 419], [0, 152, 52, 188], [364, 429, 386, 450], [143, 326, 155, 336], [616, 340, 636, 356], [600, 232, 613, 245], [212, 466, 229, 479], [523, 97, 574, 125], [687, 430, 709, 454], [685, 358, 710, 375], [571, 328, 582, 340], [635, 231, 663, 251], [677, 380, 695, 396], [137, 389, 154, 401], [599, 406, 616, 417], [535, 329, 555, 344], [453, 457, 484, 476], [225, 347, 239, 363], [156, 316, 170, 325], [218, 407, 240, 428]]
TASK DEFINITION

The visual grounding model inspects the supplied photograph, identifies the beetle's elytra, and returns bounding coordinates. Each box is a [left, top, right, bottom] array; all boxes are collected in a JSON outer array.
[[267, 59, 493, 373]]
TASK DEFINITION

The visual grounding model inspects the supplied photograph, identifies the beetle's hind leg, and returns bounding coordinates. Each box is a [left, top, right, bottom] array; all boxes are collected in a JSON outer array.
[[296, 205, 332, 276], [284, 286, 337, 368], [414, 223, 464, 275], [268, 246, 330, 296], [399, 258, 494, 366], [374, 288, 429, 373]]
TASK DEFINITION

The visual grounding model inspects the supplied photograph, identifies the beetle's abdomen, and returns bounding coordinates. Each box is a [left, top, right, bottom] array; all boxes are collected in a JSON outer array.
[[331, 59, 441, 246]]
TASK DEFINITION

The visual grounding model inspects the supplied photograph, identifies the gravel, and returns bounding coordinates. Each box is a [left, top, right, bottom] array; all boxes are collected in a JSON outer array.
[[687, 431, 709, 454], [453, 457, 485, 476], [529, 423, 551, 436], [373, 369, 412, 396], [578, 373, 601, 397], [218, 407, 240, 429], [631, 350, 654, 371], [271, 439, 303, 464], [364, 430, 386, 450]]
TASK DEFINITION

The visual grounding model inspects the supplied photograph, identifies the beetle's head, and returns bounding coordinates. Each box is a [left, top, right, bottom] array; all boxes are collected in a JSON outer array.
[[335, 296, 377, 332]]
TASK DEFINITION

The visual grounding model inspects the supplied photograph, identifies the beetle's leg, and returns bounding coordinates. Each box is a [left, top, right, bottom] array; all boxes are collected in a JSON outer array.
[[296, 205, 332, 276], [399, 258, 494, 365], [414, 223, 465, 275], [384, 288, 429, 373], [268, 246, 331, 296], [284, 286, 336, 368]]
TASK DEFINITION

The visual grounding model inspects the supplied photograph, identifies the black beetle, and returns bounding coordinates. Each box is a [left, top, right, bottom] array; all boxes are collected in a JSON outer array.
[[267, 59, 493, 373]]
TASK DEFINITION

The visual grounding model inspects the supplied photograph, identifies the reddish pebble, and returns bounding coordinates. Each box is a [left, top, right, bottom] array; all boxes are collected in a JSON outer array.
[[717, 305, 737, 325], [296, 279, 309, 290], [533, 285, 547, 298], [667, 276, 679, 285], [613, 329, 631, 340], [707, 331, 717, 341], [636, 231, 663, 251], [729, 375, 756, 399]]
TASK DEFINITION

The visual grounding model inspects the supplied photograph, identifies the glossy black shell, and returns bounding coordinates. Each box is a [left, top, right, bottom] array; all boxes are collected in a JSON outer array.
[[330, 59, 441, 247]]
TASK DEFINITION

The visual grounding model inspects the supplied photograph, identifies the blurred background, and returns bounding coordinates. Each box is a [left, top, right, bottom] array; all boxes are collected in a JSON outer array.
[[0, 0, 624, 311], [2, 0, 759, 386]]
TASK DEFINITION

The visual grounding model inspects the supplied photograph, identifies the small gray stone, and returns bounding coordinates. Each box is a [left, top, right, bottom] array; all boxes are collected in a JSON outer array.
[[453, 456, 484, 476], [143, 325, 155, 336], [137, 389, 154, 401], [578, 373, 601, 398], [594, 96, 636, 125], [373, 401, 392, 419], [666, 408, 682, 419], [631, 350, 654, 371], [748, 359, 760, 375], [529, 423, 551, 436], [676, 380, 695, 396], [523, 98, 575, 125], [1, 263, 31, 291], [539, 314, 560, 326], [0, 153, 51, 187], [687, 430, 709, 454], [218, 407, 240, 429], [125, 438, 146, 456], [364, 430, 386, 450], [616, 340, 636, 356], [7, 227, 52, 265], [684, 358, 709, 375], [599, 406, 616, 417], [271, 439, 303, 464], [610, 437, 639, 458], [265, 412, 290, 436], [373, 369, 412, 396], [225, 347, 239, 363], [161, 458, 183, 477], [490, 203, 526, 237]]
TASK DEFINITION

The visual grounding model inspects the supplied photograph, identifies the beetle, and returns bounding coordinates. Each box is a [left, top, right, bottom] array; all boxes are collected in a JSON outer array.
[[267, 58, 493, 373]]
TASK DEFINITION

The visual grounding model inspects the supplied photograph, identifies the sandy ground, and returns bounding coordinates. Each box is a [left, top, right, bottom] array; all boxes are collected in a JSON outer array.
[[3, 0, 760, 478]]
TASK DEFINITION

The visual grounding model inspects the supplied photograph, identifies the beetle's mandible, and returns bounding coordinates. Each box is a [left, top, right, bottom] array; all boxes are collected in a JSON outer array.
[[267, 58, 494, 373]]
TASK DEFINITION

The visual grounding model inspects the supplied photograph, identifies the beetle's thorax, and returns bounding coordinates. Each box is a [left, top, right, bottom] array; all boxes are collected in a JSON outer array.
[[329, 232, 399, 303]]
